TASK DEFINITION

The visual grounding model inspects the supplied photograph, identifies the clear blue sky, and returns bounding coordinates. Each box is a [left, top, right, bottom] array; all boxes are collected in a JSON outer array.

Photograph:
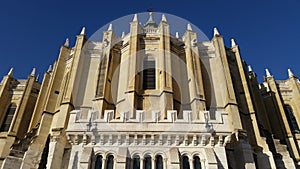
[[0, 0, 299, 82]]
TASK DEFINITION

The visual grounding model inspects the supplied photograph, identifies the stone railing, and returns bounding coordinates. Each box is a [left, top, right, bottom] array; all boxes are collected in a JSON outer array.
[[66, 109, 231, 147]]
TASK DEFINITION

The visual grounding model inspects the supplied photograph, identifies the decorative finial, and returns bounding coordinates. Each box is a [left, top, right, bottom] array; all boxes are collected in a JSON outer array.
[[265, 68, 271, 77], [248, 65, 253, 72], [108, 24, 113, 31], [176, 32, 179, 38], [214, 27, 220, 36], [31, 68, 36, 76], [47, 65, 53, 72], [162, 14, 167, 22], [80, 27, 86, 35], [288, 69, 294, 78], [8, 68, 13, 76], [121, 32, 125, 38], [231, 39, 237, 47], [36, 74, 40, 81], [187, 24, 192, 31], [133, 14, 138, 22], [64, 38, 69, 47]]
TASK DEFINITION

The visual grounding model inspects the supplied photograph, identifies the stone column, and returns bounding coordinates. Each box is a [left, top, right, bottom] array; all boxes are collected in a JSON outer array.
[[152, 158, 155, 169], [189, 159, 194, 169], [102, 158, 106, 169], [140, 158, 144, 169], [163, 158, 167, 169]]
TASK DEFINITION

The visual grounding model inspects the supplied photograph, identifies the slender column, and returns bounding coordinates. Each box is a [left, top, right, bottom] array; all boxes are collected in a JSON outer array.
[[113, 159, 117, 169], [189, 159, 194, 169], [140, 158, 144, 169], [163, 158, 167, 169], [152, 158, 156, 169], [102, 158, 107, 169]]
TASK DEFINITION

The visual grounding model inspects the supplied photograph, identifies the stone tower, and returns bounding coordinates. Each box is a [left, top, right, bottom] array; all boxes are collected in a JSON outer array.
[[0, 12, 300, 169]]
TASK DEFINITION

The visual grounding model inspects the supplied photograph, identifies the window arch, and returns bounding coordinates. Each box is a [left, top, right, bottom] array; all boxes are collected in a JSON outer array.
[[155, 155, 163, 169], [181, 155, 190, 169], [143, 57, 156, 90], [95, 155, 103, 169], [193, 156, 201, 169], [106, 155, 114, 169], [144, 154, 152, 169], [132, 155, 140, 169], [284, 104, 300, 133], [0, 103, 17, 132]]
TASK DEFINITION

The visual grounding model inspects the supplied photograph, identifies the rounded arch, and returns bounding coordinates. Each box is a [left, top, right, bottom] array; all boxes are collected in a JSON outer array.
[[130, 150, 143, 158], [180, 151, 192, 159], [142, 151, 154, 158], [153, 150, 167, 159]]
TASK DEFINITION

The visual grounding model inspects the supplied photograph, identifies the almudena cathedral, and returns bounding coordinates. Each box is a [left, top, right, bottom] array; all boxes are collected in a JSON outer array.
[[0, 12, 300, 169]]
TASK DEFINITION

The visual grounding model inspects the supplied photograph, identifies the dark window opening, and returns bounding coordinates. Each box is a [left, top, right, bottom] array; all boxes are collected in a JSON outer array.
[[38, 136, 50, 169], [95, 155, 103, 169], [144, 155, 152, 169], [181, 155, 190, 169], [284, 105, 300, 133], [106, 155, 114, 169], [133, 155, 140, 169], [143, 60, 156, 90], [156, 155, 163, 169], [0, 103, 17, 132], [193, 156, 201, 169]]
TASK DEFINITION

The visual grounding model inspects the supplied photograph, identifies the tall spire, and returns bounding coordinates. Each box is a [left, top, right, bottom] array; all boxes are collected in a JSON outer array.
[[162, 14, 167, 22], [265, 68, 271, 77], [231, 39, 237, 47], [36, 74, 40, 81], [145, 10, 157, 27], [8, 68, 13, 76], [133, 14, 138, 22], [47, 65, 53, 72], [108, 24, 113, 31], [176, 32, 179, 38], [80, 27, 86, 35], [248, 65, 253, 72], [121, 31, 125, 38], [64, 38, 69, 47], [214, 27, 220, 36], [31, 68, 36, 76], [187, 24, 192, 31], [288, 68, 294, 78]]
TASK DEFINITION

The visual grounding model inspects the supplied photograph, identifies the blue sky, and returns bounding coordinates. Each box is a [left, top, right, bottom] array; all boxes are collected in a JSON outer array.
[[0, 0, 299, 82]]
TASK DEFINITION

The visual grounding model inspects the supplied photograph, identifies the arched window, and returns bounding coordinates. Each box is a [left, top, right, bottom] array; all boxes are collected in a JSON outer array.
[[0, 103, 17, 132], [132, 155, 140, 169], [181, 155, 190, 169], [106, 155, 114, 169], [144, 155, 152, 169], [193, 156, 201, 169], [156, 155, 163, 169], [143, 58, 156, 90], [95, 155, 103, 169], [284, 105, 300, 133]]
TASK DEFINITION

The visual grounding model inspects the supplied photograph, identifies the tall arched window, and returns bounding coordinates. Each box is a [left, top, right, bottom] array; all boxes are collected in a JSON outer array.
[[144, 155, 152, 169], [0, 103, 17, 132], [106, 155, 114, 169], [156, 155, 163, 169], [193, 156, 201, 169], [132, 155, 140, 169], [284, 105, 300, 133], [181, 155, 190, 169], [95, 155, 103, 169], [143, 58, 156, 90]]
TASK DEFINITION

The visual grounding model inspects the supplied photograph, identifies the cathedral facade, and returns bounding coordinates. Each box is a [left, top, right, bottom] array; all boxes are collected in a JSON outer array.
[[0, 12, 300, 169]]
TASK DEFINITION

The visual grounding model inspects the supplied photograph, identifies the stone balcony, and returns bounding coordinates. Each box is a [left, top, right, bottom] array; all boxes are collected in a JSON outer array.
[[66, 109, 232, 147]]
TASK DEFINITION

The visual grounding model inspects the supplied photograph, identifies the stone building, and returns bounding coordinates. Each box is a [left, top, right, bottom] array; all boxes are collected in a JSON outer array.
[[0, 12, 300, 169]]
